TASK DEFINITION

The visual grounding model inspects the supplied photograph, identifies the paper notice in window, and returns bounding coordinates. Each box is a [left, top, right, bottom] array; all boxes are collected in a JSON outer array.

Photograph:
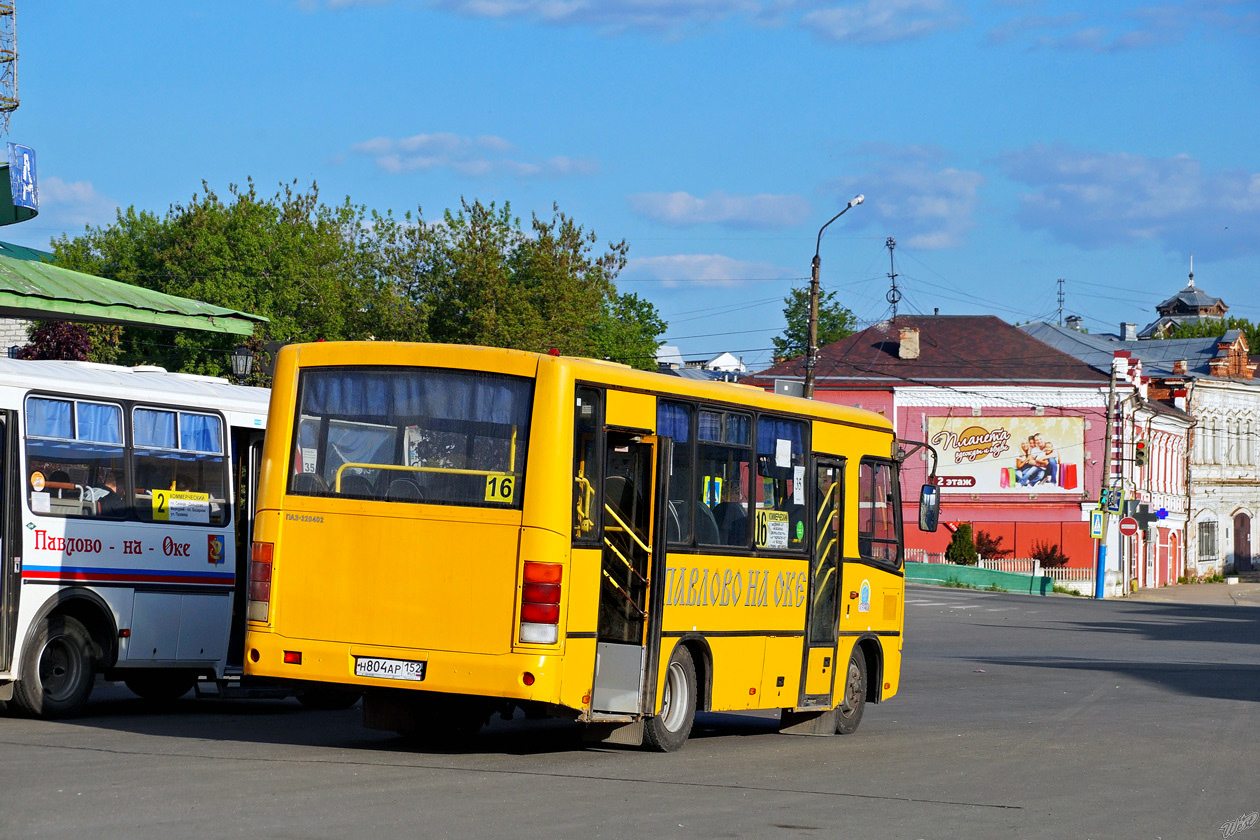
[[31, 491, 50, 513], [793, 466, 805, 505], [301, 448, 318, 474], [776, 438, 791, 468]]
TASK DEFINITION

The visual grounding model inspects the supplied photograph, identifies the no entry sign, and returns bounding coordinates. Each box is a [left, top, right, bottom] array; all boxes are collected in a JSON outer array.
[[1118, 516, 1139, 537]]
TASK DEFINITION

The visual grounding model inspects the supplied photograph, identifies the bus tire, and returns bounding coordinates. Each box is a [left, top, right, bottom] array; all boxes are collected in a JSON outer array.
[[835, 649, 867, 735], [645, 646, 696, 752], [123, 670, 198, 703], [12, 615, 95, 719]]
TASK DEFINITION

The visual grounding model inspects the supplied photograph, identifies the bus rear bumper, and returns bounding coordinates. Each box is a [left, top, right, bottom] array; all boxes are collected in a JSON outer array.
[[244, 629, 573, 708]]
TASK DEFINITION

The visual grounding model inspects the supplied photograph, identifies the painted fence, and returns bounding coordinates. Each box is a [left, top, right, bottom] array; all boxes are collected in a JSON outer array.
[[904, 548, 1094, 596]]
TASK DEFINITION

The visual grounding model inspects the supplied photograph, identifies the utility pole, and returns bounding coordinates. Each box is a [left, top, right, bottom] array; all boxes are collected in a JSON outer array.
[[886, 237, 900, 320], [804, 194, 863, 399], [1057, 279, 1065, 327]]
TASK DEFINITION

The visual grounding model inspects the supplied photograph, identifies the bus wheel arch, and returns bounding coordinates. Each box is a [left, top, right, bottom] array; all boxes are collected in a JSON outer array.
[[856, 637, 883, 704], [31, 590, 118, 670], [645, 643, 698, 752], [13, 592, 117, 719], [672, 636, 713, 712]]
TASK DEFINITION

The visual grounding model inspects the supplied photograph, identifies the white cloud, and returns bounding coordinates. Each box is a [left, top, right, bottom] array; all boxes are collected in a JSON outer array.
[[984, 2, 1258, 53], [624, 253, 791, 287], [37, 176, 121, 234], [801, 0, 964, 44], [429, 0, 760, 32], [999, 145, 1260, 258], [830, 159, 984, 249], [350, 132, 598, 178], [627, 190, 810, 229]]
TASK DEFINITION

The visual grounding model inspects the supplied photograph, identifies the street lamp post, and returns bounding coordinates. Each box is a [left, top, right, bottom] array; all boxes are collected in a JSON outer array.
[[229, 345, 255, 384], [804, 194, 864, 399]]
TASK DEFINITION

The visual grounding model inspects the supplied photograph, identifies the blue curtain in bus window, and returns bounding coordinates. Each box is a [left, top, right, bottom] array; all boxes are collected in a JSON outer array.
[[77, 402, 122, 444], [658, 402, 690, 443], [727, 414, 750, 445], [699, 411, 722, 442], [180, 413, 223, 453], [757, 417, 804, 460], [134, 408, 177, 449], [28, 398, 73, 439], [411, 374, 528, 426], [325, 420, 395, 482]]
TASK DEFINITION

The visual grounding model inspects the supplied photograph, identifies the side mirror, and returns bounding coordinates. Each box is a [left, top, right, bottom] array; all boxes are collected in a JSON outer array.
[[918, 484, 940, 532]]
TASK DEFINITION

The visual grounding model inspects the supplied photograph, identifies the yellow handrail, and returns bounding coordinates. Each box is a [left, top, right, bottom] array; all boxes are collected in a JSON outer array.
[[603, 502, 650, 554], [333, 461, 516, 493]]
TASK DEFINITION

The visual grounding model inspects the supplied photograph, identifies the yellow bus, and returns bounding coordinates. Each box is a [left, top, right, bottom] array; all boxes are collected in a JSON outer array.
[[245, 342, 939, 750]]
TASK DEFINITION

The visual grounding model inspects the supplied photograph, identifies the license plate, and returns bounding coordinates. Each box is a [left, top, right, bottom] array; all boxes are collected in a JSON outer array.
[[354, 656, 426, 682]]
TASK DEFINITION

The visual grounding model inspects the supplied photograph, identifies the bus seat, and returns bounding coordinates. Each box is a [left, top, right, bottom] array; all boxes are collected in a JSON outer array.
[[604, 475, 634, 516], [385, 477, 424, 502], [714, 501, 747, 545], [291, 473, 329, 494], [341, 474, 376, 497], [696, 503, 721, 545]]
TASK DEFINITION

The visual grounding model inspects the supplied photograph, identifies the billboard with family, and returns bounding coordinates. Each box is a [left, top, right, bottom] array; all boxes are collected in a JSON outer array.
[[926, 416, 1084, 495]]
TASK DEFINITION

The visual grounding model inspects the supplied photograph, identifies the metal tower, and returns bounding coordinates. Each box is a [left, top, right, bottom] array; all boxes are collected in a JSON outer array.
[[0, 3, 16, 135]]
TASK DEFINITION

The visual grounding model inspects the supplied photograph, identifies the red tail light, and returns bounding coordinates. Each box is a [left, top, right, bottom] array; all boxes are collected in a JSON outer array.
[[519, 562, 562, 645], [248, 541, 273, 622]]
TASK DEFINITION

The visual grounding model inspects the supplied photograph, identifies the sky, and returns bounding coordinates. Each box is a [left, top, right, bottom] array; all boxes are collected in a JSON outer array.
[[5, 0, 1259, 370]]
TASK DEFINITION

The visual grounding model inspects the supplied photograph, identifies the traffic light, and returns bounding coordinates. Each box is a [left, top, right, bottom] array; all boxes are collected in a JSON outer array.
[[1134, 438, 1148, 468]]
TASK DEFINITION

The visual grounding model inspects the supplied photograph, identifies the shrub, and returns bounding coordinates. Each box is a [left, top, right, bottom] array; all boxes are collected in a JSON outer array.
[[945, 523, 979, 566], [1030, 539, 1070, 568], [975, 530, 1013, 559]]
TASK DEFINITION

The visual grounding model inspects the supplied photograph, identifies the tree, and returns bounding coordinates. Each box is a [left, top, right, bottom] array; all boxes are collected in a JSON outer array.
[[411, 199, 663, 369], [1159, 316, 1260, 350], [772, 287, 858, 361], [590, 292, 668, 368], [50, 186, 665, 377], [18, 322, 91, 361], [945, 523, 979, 566], [51, 180, 424, 380]]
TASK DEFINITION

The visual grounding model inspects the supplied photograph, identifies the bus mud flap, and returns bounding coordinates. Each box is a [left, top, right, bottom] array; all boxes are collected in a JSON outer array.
[[583, 719, 645, 747], [778, 709, 838, 736]]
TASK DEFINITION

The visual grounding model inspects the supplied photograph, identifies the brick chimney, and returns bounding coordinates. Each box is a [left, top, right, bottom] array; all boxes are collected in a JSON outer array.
[[1172, 359, 1187, 375], [1120, 322, 1137, 341], [898, 327, 920, 360]]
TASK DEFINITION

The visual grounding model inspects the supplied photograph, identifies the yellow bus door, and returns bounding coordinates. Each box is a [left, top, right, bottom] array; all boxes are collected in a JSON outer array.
[[590, 433, 665, 716], [800, 459, 844, 707]]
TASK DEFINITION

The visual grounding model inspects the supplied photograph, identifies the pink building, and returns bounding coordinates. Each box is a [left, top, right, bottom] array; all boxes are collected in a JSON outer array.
[[749, 316, 1129, 571]]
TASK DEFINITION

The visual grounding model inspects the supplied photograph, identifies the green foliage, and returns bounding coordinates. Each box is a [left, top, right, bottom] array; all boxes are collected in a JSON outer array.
[[772, 287, 858, 361], [50, 186, 665, 378], [1178, 571, 1225, 584], [974, 529, 1012, 559], [590, 292, 668, 369], [1161, 316, 1260, 349], [945, 523, 979, 566]]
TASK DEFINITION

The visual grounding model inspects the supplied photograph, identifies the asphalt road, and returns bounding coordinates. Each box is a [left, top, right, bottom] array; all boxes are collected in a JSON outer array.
[[2, 585, 1257, 840]]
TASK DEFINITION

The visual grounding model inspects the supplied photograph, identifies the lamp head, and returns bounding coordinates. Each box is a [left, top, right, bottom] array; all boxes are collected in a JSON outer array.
[[848, 194, 865, 208]]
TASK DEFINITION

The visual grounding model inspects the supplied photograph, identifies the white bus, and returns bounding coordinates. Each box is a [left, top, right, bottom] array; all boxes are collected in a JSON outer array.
[[0, 358, 268, 718]]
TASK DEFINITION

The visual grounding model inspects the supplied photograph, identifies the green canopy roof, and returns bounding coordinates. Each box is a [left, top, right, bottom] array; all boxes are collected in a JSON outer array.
[[0, 240, 267, 336]]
